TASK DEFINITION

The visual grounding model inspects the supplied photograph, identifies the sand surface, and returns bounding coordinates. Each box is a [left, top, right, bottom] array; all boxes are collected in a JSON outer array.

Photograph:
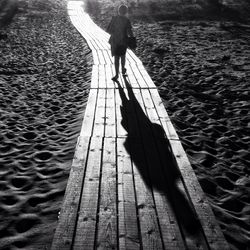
[[0, 0, 91, 249], [91, 1, 250, 249]]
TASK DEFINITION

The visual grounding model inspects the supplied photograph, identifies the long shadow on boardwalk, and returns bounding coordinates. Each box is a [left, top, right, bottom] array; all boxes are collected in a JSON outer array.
[[116, 77, 206, 246]]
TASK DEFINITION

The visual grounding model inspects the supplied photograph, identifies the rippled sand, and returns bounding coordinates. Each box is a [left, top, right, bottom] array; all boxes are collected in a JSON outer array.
[[0, 0, 92, 249]]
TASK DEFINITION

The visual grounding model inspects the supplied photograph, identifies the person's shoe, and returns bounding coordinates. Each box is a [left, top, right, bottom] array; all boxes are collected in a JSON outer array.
[[112, 76, 118, 81], [122, 68, 127, 75]]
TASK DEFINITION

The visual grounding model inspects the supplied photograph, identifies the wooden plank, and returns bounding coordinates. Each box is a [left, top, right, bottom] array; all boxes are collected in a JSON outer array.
[[132, 64, 148, 88], [140, 89, 162, 129], [73, 136, 103, 249], [117, 138, 140, 249], [97, 50, 106, 65], [126, 64, 140, 88], [152, 191, 186, 250], [131, 88, 151, 137], [169, 140, 230, 249], [80, 89, 98, 137], [119, 85, 141, 138], [90, 65, 99, 89], [98, 64, 106, 88], [51, 136, 91, 249], [126, 52, 135, 65], [92, 49, 100, 65], [148, 89, 170, 120], [137, 64, 156, 88], [97, 137, 117, 249], [129, 137, 163, 250], [103, 50, 113, 65], [105, 64, 115, 89], [92, 89, 106, 137], [126, 51, 139, 65], [103, 42, 111, 50], [127, 50, 143, 65], [115, 88, 128, 137], [149, 89, 179, 140], [105, 88, 116, 138], [118, 71, 126, 88]]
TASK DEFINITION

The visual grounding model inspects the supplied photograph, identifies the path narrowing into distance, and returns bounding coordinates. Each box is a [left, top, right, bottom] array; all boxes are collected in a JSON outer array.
[[52, 1, 229, 249]]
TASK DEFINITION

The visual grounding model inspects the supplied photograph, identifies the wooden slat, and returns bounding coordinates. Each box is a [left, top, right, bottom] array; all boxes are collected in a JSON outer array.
[[132, 65, 148, 88], [127, 50, 142, 65], [73, 136, 103, 249], [115, 88, 128, 137], [137, 64, 156, 88], [126, 64, 140, 88], [52, 136, 90, 249], [92, 49, 99, 65], [97, 137, 117, 249], [149, 89, 179, 140], [92, 89, 106, 137], [140, 89, 162, 128], [120, 85, 141, 138], [117, 137, 140, 249], [118, 72, 126, 88], [80, 89, 97, 136], [103, 50, 113, 65], [105, 88, 116, 137], [129, 137, 163, 250], [90, 65, 99, 88], [97, 50, 106, 65], [148, 89, 170, 120], [105, 64, 114, 89], [131, 88, 151, 137], [98, 64, 106, 88]]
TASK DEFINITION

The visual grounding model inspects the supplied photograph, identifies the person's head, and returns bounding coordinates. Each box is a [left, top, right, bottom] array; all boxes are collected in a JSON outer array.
[[118, 4, 128, 16]]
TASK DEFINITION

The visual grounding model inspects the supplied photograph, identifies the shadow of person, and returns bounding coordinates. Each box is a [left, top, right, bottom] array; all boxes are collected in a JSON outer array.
[[116, 76, 207, 245]]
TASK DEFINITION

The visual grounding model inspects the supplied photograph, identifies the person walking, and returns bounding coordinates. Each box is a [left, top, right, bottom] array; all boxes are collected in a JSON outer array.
[[107, 4, 133, 81]]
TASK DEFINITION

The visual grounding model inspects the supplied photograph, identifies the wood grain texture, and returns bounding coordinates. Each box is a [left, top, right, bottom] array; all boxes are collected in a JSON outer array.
[[105, 88, 116, 138], [80, 89, 98, 137], [97, 137, 117, 249], [117, 138, 140, 250], [73, 136, 103, 250], [92, 89, 106, 137], [129, 137, 164, 250]]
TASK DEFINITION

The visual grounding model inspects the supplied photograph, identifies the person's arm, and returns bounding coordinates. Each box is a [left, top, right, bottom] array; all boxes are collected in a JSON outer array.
[[127, 19, 134, 37], [107, 16, 115, 34]]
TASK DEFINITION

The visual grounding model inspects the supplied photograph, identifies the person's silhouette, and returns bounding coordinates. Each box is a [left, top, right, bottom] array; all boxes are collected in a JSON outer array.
[[107, 5, 133, 81]]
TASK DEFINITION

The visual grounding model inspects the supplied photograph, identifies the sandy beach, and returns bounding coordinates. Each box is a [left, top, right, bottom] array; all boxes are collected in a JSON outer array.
[[0, 0, 91, 249], [0, 0, 249, 249]]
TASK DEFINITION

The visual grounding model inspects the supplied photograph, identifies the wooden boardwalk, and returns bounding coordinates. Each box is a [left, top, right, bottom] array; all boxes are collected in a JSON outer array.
[[52, 1, 229, 249]]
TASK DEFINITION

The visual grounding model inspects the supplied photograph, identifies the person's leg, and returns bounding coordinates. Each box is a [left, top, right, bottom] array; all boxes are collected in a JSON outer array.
[[121, 54, 126, 75], [112, 55, 119, 80]]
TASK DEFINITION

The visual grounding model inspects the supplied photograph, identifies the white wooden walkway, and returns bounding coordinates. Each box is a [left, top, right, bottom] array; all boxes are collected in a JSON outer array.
[[51, 1, 229, 249]]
